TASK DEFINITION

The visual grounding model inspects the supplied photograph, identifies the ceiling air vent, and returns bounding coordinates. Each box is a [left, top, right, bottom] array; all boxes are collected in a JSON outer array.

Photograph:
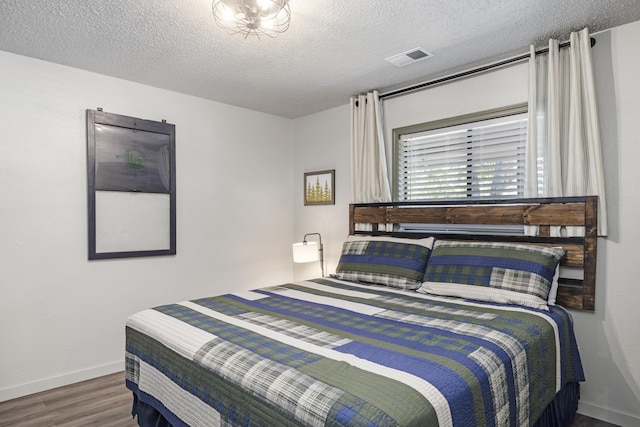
[[385, 47, 433, 67]]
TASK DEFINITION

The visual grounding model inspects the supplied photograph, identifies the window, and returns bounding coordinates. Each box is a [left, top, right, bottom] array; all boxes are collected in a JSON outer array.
[[393, 105, 531, 202]]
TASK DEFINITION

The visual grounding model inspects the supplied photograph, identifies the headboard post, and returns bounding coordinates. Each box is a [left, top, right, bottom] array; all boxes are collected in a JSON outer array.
[[582, 196, 598, 310], [349, 204, 355, 235]]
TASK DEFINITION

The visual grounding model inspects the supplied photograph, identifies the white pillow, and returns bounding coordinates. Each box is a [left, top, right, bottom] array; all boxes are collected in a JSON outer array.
[[547, 264, 560, 306]]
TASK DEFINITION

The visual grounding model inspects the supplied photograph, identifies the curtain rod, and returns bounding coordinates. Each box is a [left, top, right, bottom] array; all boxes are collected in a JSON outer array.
[[379, 37, 596, 101]]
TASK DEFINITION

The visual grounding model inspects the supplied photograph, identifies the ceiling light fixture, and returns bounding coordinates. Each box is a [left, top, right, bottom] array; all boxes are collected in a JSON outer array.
[[212, 0, 290, 39]]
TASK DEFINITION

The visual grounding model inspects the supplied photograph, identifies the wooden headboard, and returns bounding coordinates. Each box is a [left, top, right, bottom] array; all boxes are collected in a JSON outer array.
[[349, 196, 598, 311]]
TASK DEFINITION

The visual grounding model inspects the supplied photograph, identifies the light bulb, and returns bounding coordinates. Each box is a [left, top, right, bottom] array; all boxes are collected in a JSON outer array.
[[219, 2, 236, 22]]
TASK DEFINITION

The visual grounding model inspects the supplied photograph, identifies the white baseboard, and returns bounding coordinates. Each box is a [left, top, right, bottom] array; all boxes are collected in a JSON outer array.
[[0, 361, 123, 403], [578, 400, 640, 427]]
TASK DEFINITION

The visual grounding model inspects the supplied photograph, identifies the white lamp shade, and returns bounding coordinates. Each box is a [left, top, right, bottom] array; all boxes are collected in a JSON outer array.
[[292, 242, 319, 263]]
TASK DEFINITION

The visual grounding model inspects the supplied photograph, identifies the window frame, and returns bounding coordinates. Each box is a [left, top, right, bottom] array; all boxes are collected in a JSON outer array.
[[392, 103, 528, 202]]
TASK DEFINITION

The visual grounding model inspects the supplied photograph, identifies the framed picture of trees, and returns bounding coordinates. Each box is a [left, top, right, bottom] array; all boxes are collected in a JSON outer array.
[[304, 169, 335, 205]]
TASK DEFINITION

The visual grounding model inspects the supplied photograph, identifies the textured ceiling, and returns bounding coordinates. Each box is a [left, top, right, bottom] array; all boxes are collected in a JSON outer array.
[[2, 0, 640, 119]]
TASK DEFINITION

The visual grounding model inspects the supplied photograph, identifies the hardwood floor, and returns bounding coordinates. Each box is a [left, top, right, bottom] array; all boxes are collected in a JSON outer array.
[[572, 414, 622, 427], [0, 371, 620, 426], [0, 372, 136, 427]]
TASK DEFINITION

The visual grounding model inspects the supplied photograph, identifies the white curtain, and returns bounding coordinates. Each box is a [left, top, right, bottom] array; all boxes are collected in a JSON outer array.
[[525, 28, 607, 236], [350, 90, 392, 203], [350, 91, 392, 231]]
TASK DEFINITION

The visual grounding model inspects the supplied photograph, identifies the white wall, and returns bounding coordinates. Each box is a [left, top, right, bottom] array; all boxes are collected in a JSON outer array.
[[292, 105, 351, 280], [570, 21, 640, 425], [292, 21, 640, 426], [0, 51, 295, 401]]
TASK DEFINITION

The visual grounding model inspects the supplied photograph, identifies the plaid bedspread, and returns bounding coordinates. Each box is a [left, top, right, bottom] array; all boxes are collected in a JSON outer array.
[[125, 278, 584, 427]]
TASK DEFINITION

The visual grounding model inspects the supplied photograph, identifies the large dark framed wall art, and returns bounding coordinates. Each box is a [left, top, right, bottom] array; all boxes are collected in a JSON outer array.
[[86, 109, 176, 260]]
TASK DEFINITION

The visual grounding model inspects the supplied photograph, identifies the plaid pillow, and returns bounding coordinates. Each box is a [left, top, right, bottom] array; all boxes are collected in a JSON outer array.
[[336, 239, 433, 290], [419, 240, 565, 310]]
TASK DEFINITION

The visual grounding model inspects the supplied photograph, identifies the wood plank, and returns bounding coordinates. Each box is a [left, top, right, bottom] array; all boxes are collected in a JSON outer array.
[[557, 285, 586, 310], [523, 203, 587, 226], [357, 203, 589, 226], [383, 205, 528, 225], [386, 207, 449, 224], [352, 206, 387, 224], [444, 205, 526, 224], [348, 204, 355, 235], [583, 197, 598, 311]]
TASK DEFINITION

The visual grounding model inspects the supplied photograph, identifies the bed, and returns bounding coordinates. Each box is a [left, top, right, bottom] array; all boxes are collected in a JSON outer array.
[[126, 196, 597, 427]]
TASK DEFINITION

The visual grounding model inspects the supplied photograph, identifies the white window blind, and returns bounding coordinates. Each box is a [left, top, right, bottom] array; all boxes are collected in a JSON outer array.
[[396, 113, 528, 201]]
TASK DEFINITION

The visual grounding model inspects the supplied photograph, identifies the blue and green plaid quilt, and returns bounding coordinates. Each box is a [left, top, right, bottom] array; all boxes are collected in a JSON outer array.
[[125, 278, 584, 427]]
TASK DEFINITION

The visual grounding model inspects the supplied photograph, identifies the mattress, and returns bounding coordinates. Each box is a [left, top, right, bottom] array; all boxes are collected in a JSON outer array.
[[125, 278, 584, 427]]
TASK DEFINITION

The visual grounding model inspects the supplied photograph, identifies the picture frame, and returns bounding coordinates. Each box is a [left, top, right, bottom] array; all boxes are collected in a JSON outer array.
[[86, 109, 176, 260], [304, 169, 335, 205]]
